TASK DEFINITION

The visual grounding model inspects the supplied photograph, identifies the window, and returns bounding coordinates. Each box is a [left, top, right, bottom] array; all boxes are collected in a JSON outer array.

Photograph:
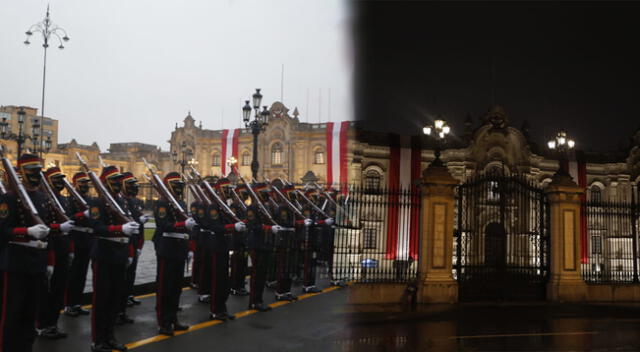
[[590, 186, 602, 202], [212, 153, 221, 166], [271, 143, 283, 166], [488, 181, 500, 201], [363, 228, 377, 249], [314, 149, 325, 164], [364, 169, 381, 192], [242, 151, 250, 166]]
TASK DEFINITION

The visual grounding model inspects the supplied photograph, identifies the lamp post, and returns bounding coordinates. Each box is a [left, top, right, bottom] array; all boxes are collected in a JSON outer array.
[[171, 140, 193, 176], [24, 5, 69, 157], [547, 130, 575, 176], [423, 118, 451, 166], [242, 89, 270, 180], [227, 156, 238, 184], [0, 108, 51, 157]]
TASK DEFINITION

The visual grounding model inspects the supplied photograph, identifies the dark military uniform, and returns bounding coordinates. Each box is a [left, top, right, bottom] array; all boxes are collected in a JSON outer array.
[[246, 206, 274, 309], [36, 192, 73, 332], [199, 204, 236, 318], [153, 199, 190, 329], [118, 196, 144, 316], [65, 193, 95, 313], [0, 189, 55, 351], [87, 194, 132, 349], [190, 201, 205, 289], [274, 206, 305, 299], [229, 204, 248, 295]]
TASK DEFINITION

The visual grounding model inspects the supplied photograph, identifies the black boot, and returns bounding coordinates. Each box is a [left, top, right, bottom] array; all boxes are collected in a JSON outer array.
[[158, 324, 174, 336], [249, 303, 272, 312], [107, 339, 128, 351], [173, 321, 189, 331], [91, 342, 113, 352]]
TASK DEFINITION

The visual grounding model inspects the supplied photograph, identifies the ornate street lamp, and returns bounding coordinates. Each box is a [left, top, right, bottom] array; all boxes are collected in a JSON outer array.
[[0, 108, 50, 157], [24, 5, 70, 157], [172, 140, 193, 178], [242, 88, 270, 180], [423, 118, 451, 166], [547, 130, 575, 176]]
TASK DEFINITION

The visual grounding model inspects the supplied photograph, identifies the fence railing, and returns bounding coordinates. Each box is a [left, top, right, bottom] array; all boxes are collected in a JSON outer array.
[[327, 185, 421, 283], [582, 200, 640, 284]]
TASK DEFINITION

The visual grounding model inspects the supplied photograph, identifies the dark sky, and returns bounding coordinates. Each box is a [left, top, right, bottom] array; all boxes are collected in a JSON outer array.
[[352, 1, 640, 152]]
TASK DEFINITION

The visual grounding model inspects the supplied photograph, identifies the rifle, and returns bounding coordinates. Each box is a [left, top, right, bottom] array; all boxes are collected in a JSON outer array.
[[188, 165, 241, 223], [76, 152, 133, 224], [184, 174, 203, 205], [0, 177, 6, 194], [230, 187, 247, 212], [232, 168, 277, 225], [185, 173, 211, 207], [63, 178, 89, 212], [270, 183, 305, 219], [295, 189, 330, 218], [39, 171, 71, 223], [141, 158, 188, 221], [0, 146, 45, 226]]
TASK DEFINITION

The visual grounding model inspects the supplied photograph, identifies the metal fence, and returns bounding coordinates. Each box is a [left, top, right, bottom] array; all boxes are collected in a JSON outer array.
[[582, 199, 640, 284], [328, 185, 421, 283]]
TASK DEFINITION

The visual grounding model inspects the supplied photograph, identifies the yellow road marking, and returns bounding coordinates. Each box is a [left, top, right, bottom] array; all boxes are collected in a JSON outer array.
[[61, 287, 192, 312], [450, 331, 598, 339], [126, 284, 345, 350]]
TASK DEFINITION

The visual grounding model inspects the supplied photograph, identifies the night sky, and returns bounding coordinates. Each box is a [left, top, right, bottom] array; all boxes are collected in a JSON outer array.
[[352, 1, 640, 152]]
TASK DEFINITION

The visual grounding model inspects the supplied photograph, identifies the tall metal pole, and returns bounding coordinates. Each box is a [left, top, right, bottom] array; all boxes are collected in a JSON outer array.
[[39, 41, 48, 157], [251, 124, 260, 180], [632, 184, 638, 283]]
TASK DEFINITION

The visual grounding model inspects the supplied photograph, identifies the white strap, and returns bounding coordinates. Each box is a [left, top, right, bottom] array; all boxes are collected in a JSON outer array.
[[163, 232, 190, 240], [97, 236, 129, 244], [10, 240, 48, 249], [72, 226, 94, 234]]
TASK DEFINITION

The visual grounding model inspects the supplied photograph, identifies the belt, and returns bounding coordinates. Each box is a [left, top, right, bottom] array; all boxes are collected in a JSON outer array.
[[9, 240, 48, 249], [97, 236, 129, 244], [163, 232, 189, 240], [72, 226, 94, 234]]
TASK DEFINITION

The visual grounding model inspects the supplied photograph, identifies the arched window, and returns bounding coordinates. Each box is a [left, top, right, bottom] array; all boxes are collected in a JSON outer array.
[[242, 151, 251, 166], [364, 169, 381, 192], [271, 143, 283, 166], [590, 186, 602, 202], [212, 153, 221, 166], [314, 149, 325, 164]]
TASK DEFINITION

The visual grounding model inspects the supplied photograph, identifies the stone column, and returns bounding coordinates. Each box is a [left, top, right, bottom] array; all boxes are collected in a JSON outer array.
[[545, 172, 588, 301], [417, 163, 459, 303]]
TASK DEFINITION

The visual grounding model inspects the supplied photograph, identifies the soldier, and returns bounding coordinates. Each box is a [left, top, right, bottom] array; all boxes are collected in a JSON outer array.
[[246, 205, 273, 312], [64, 172, 94, 317], [229, 201, 248, 296], [153, 172, 193, 336], [36, 167, 76, 339], [87, 165, 139, 352], [300, 204, 334, 294], [200, 201, 246, 321], [274, 205, 310, 301], [0, 154, 73, 351], [189, 200, 204, 290], [116, 172, 149, 325]]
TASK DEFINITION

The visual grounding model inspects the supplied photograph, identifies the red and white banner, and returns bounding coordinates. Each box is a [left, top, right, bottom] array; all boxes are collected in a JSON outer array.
[[562, 151, 588, 263], [221, 129, 240, 176], [325, 121, 350, 190], [386, 135, 422, 260]]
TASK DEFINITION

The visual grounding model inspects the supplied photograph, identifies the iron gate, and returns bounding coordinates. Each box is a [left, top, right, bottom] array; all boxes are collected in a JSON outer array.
[[455, 172, 550, 301]]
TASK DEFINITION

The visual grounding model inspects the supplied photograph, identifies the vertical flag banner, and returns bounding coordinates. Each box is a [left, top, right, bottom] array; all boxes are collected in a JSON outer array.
[[325, 121, 350, 190], [221, 129, 240, 175], [385, 135, 422, 260]]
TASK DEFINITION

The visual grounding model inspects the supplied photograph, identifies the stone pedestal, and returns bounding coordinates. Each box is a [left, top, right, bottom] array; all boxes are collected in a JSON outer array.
[[545, 172, 588, 301], [417, 163, 459, 303]]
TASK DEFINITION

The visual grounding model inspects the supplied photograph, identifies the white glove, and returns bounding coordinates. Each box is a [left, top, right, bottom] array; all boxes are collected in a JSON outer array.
[[271, 225, 282, 234], [187, 251, 194, 261], [136, 249, 142, 257], [185, 217, 197, 231], [127, 257, 133, 267], [304, 218, 313, 227], [122, 221, 139, 236], [46, 265, 54, 280], [28, 224, 50, 240], [83, 209, 90, 218], [139, 214, 151, 224], [234, 222, 247, 232], [60, 220, 75, 234], [325, 218, 334, 226], [68, 253, 75, 262]]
